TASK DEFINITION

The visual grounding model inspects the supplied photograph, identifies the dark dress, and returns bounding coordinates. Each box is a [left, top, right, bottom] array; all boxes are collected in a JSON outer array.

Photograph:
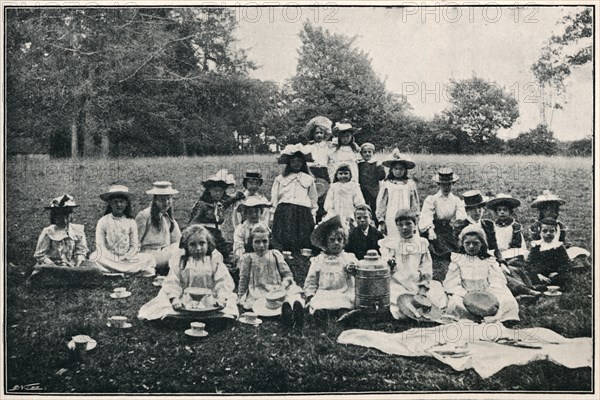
[[346, 226, 385, 260], [527, 242, 571, 287], [358, 161, 386, 224]]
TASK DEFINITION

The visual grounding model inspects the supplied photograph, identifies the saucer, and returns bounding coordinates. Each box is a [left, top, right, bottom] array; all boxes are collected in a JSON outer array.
[[238, 316, 262, 326], [67, 337, 97, 351], [184, 329, 209, 337], [106, 322, 133, 329], [152, 279, 164, 287], [544, 291, 562, 297], [110, 292, 132, 299]]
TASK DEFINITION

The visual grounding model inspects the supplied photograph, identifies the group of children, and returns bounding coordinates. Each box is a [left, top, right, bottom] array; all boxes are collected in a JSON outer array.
[[31, 115, 588, 327]]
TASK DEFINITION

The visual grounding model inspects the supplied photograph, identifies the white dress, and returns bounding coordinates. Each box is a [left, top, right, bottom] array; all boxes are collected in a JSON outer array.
[[323, 181, 366, 231], [376, 179, 420, 241], [328, 145, 361, 183]]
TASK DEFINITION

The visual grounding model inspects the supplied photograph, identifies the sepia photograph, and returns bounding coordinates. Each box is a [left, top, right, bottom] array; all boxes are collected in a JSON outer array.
[[3, 1, 596, 397]]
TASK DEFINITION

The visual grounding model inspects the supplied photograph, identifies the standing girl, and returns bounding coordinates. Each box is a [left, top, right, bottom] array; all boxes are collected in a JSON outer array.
[[443, 225, 519, 323], [136, 181, 181, 274], [357, 143, 386, 224], [237, 224, 305, 326], [91, 185, 156, 275], [376, 149, 419, 240], [271, 144, 318, 253], [304, 116, 334, 223], [138, 225, 238, 320], [327, 122, 362, 183], [323, 162, 366, 231], [231, 170, 270, 228]]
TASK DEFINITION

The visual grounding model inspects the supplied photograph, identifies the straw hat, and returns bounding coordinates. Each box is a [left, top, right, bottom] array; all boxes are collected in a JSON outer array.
[[463, 291, 499, 318], [236, 197, 272, 213], [432, 167, 459, 183], [201, 169, 236, 188], [397, 293, 442, 322], [310, 215, 343, 250], [44, 194, 79, 210], [146, 181, 179, 196], [277, 143, 314, 164], [462, 190, 488, 209], [303, 116, 333, 140], [253, 290, 286, 317], [531, 190, 565, 208], [486, 193, 521, 210], [382, 148, 416, 169], [99, 185, 131, 202], [332, 121, 360, 136]]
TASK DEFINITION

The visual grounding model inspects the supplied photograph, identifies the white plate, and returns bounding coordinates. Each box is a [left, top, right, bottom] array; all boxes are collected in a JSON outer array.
[[106, 322, 133, 329], [238, 316, 262, 326], [184, 329, 209, 337], [544, 291, 562, 297], [110, 292, 132, 299], [67, 339, 97, 351]]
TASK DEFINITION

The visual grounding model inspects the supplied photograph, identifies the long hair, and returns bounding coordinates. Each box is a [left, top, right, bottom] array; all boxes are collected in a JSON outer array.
[[50, 208, 73, 225], [458, 231, 491, 259], [335, 132, 360, 152], [332, 164, 352, 183], [103, 195, 135, 219], [282, 155, 310, 177], [178, 225, 216, 269], [247, 223, 271, 252], [150, 197, 175, 232]]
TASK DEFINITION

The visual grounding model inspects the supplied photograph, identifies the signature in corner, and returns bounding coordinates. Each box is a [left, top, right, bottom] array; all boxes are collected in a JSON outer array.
[[10, 383, 43, 391]]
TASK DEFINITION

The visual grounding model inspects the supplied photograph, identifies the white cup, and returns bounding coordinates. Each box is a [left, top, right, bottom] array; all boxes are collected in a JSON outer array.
[[109, 316, 128, 328], [72, 335, 88, 350], [547, 285, 560, 293], [113, 287, 127, 297], [190, 322, 206, 334], [301, 248, 313, 257]]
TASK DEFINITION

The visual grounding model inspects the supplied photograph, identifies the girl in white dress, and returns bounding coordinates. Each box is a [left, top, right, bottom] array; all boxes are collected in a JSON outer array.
[[323, 163, 366, 231], [91, 185, 156, 276], [376, 149, 419, 240], [327, 122, 362, 183]]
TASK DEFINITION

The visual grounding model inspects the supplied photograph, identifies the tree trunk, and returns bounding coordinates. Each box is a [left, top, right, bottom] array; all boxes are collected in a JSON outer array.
[[100, 130, 110, 158], [181, 138, 188, 156], [70, 121, 78, 159], [83, 105, 95, 157]]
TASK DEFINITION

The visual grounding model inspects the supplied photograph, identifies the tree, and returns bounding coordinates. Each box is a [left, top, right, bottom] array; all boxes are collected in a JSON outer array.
[[440, 77, 519, 152], [279, 22, 410, 146], [566, 136, 592, 157], [506, 124, 558, 156], [531, 8, 592, 127]]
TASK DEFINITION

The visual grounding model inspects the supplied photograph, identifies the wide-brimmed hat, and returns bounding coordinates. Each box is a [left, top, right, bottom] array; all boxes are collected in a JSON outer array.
[[253, 290, 286, 317], [463, 291, 499, 318], [310, 215, 344, 250], [201, 169, 236, 188], [314, 178, 330, 198], [382, 148, 416, 169], [462, 190, 488, 209], [332, 122, 361, 137], [486, 193, 521, 210], [397, 293, 442, 322], [242, 170, 264, 187], [303, 116, 333, 140], [432, 167, 459, 183], [146, 181, 179, 196], [236, 197, 272, 213], [44, 194, 79, 210], [277, 143, 314, 164], [531, 190, 565, 209], [100, 185, 131, 202]]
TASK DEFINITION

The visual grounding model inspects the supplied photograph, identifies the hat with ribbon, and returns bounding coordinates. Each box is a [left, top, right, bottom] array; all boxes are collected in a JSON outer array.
[[486, 193, 521, 210], [432, 167, 459, 183], [462, 190, 488, 209], [332, 121, 361, 136], [44, 194, 79, 210], [531, 190, 565, 209], [310, 215, 344, 250], [201, 169, 236, 188], [277, 143, 314, 165], [382, 148, 416, 169], [100, 184, 132, 202], [146, 181, 179, 196], [303, 116, 333, 140]]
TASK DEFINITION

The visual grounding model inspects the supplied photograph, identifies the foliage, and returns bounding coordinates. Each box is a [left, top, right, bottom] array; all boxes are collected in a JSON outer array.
[[564, 137, 592, 157], [506, 124, 558, 156]]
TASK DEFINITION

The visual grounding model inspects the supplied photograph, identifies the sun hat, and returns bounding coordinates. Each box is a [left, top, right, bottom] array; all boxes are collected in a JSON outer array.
[[397, 293, 442, 322], [332, 121, 361, 136], [236, 197, 272, 213], [44, 194, 79, 210], [531, 190, 565, 208], [99, 185, 131, 202], [253, 290, 286, 317], [277, 143, 314, 164], [486, 193, 521, 210], [303, 116, 333, 140], [432, 167, 459, 183], [314, 178, 330, 198], [242, 170, 264, 187], [382, 148, 416, 169], [310, 215, 344, 250], [462, 190, 488, 210], [201, 169, 236, 188], [146, 181, 179, 196], [463, 291, 499, 318]]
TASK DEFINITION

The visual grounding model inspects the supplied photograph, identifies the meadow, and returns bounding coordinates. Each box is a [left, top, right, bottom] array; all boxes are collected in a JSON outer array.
[[4, 153, 594, 393]]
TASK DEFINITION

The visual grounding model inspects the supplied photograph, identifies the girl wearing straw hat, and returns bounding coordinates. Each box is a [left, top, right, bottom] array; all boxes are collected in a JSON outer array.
[[136, 181, 182, 274], [304, 116, 335, 223], [91, 185, 156, 276], [327, 121, 362, 183]]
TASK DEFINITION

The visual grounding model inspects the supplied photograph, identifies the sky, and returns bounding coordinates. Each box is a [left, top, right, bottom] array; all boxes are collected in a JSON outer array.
[[234, 5, 593, 140]]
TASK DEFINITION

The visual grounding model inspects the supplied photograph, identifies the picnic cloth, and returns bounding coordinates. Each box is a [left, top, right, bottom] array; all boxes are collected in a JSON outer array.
[[337, 319, 591, 378]]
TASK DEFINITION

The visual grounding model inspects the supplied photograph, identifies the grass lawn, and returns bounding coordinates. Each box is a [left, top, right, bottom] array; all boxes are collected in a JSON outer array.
[[4, 153, 594, 393]]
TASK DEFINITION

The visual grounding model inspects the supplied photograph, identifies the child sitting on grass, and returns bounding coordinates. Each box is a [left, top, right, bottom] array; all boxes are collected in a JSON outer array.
[[380, 210, 447, 320], [232, 198, 272, 262], [303, 216, 358, 319], [345, 204, 384, 260], [138, 225, 238, 320], [527, 217, 571, 289], [237, 224, 304, 326], [443, 225, 519, 323]]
